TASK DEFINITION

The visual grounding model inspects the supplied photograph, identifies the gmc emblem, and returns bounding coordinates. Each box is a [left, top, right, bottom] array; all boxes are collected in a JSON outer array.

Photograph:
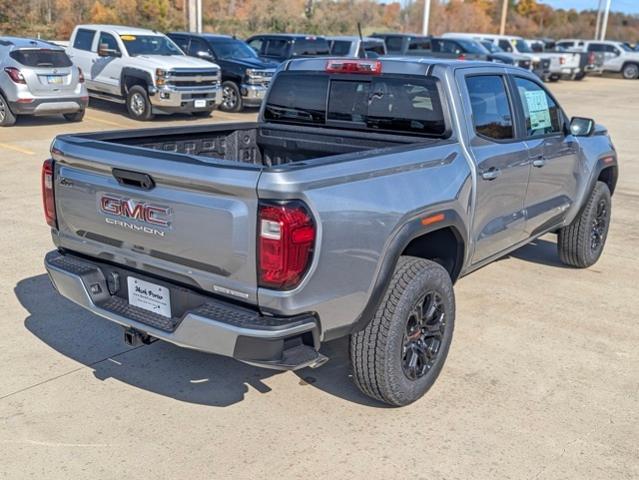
[[99, 195, 171, 227]]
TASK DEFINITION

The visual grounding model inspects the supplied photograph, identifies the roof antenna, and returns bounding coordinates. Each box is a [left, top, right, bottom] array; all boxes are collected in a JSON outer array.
[[357, 22, 367, 59]]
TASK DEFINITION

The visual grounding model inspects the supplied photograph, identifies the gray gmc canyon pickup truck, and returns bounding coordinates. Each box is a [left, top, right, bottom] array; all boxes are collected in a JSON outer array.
[[43, 58, 618, 406]]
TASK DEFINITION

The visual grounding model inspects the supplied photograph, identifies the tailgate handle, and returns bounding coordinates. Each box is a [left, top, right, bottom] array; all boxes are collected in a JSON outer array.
[[112, 169, 155, 190]]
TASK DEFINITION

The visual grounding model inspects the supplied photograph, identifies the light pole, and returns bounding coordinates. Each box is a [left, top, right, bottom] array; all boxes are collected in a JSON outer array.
[[600, 0, 612, 41], [422, 0, 431, 36], [188, 0, 202, 33], [499, 0, 508, 36], [594, 0, 604, 40]]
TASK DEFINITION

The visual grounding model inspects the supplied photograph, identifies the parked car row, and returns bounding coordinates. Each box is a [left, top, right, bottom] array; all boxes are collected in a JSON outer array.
[[1, 26, 636, 126]]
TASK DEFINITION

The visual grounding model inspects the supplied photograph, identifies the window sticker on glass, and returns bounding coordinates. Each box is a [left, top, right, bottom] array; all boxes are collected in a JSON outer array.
[[524, 90, 552, 131]]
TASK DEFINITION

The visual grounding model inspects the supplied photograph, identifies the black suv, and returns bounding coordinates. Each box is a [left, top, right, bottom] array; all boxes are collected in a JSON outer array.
[[245, 34, 330, 63], [168, 33, 278, 112]]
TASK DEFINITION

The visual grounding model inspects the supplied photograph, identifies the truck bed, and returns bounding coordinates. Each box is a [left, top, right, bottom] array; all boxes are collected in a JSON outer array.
[[68, 122, 435, 168]]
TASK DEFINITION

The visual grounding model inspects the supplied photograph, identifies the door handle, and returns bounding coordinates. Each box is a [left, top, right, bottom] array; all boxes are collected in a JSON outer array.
[[532, 157, 546, 168], [481, 167, 501, 181]]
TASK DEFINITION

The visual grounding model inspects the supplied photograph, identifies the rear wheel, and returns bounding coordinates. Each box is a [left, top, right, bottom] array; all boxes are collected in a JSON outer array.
[[126, 85, 154, 121], [63, 110, 85, 122], [0, 93, 16, 126], [622, 63, 639, 80], [350, 257, 455, 407], [219, 81, 242, 112], [558, 181, 611, 268]]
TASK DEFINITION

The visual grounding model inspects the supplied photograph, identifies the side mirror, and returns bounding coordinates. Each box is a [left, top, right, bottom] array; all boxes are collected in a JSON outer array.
[[98, 45, 121, 58], [196, 51, 213, 61], [570, 116, 595, 137]]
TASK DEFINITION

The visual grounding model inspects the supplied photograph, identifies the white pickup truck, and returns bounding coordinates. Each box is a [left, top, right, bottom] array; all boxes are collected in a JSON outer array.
[[66, 25, 223, 120]]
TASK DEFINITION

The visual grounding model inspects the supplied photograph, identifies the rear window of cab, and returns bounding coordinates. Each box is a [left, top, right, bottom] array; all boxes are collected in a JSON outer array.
[[264, 72, 447, 137]]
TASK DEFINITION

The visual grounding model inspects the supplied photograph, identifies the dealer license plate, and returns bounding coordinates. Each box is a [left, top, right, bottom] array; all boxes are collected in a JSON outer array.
[[194, 99, 206, 108], [127, 277, 172, 318], [47, 76, 63, 84]]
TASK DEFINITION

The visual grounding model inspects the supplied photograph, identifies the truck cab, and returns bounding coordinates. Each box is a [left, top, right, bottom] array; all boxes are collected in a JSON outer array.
[[326, 36, 387, 58], [167, 33, 277, 112], [67, 25, 223, 120], [245, 34, 330, 63]]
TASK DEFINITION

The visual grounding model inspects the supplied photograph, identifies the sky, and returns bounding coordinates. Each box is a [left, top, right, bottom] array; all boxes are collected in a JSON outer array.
[[530, 1, 639, 14]]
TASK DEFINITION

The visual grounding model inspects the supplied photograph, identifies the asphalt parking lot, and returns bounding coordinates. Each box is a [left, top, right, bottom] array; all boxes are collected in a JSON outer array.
[[1, 78, 637, 479]]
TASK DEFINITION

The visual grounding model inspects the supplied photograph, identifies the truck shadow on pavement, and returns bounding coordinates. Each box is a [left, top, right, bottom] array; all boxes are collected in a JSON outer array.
[[506, 238, 569, 268], [16, 274, 383, 408]]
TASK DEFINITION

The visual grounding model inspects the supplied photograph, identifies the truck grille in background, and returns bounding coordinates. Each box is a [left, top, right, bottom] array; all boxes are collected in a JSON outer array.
[[166, 69, 220, 89], [518, 60, 532, 69]]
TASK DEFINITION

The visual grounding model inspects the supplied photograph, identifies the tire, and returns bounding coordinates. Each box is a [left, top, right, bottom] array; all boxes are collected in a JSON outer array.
[[573, 72, 586, 81], [126, 85, 154, 121], [350, 256, 455, 407], [622, 63, 639, 80], [192, 109, 213, 118], [63, 110, 85, 122], [549, 74, 560, 82], [558, 181, 611, 268], [219, 81, 242, 112], [0, 93, 16, 126]]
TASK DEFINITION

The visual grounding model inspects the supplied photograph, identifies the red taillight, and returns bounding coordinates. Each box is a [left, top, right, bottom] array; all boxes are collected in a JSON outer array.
[[457, 54, 466, 61], [326, 59, 382, 75], [41, 159, 57, 228], [78, 67, 85, 83], [588, 52, 595, 65], [560, 56, 566, 65], [4, 67, 26, 84], [258, 201, 315, 289]]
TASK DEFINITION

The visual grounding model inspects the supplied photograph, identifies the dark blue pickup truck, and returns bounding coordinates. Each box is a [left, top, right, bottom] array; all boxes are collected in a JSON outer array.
[[168, 33, 277, 112]]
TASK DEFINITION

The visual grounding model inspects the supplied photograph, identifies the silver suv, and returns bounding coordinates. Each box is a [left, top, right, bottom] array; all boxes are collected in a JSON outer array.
[[0, 37, 88, 126]]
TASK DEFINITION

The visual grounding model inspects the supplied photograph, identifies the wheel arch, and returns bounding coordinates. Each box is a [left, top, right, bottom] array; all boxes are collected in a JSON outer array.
[[120, 68, 153, 97]]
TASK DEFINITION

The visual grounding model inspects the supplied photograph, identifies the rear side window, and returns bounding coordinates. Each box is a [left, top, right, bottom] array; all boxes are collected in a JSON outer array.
[[408, 38, 431, 53], [498, 39, 513, 52], [466, 75, 513, 140], [265, 39, 289, 57], [330, 40, 351, 56], [9, 49, 72, 67], [362, 42, 386, 57], [264, 72, 447, 137], [169, 35, 190, 53], [73, 29, 96, 51], [384, 36, 404, 53], [292, 38, 330, 56], [513, 77, 562, 137]]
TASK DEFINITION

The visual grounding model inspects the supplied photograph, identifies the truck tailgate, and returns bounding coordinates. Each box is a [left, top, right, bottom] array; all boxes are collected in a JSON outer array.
[[51, 136, 261, 303]]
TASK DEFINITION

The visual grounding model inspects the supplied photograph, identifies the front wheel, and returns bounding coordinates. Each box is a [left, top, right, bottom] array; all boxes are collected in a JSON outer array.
[[219, 81, 242, 112], [622, 63, 639, 80], [126, 85, 154, 121], [558, 181, 611, 268], [350, 257, 455, 407]]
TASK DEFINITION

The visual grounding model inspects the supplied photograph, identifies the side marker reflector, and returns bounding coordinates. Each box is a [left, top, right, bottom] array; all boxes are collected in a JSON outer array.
[[421, 213, 445, 226]]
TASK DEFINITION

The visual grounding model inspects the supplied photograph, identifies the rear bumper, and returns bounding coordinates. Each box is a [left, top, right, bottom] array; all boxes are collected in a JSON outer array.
[[9, 96, 88, 115], [44, 250, 324, 370]]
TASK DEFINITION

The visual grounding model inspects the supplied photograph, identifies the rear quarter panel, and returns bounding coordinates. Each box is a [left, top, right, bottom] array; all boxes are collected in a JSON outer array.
[[257, 141, 472, 338]]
